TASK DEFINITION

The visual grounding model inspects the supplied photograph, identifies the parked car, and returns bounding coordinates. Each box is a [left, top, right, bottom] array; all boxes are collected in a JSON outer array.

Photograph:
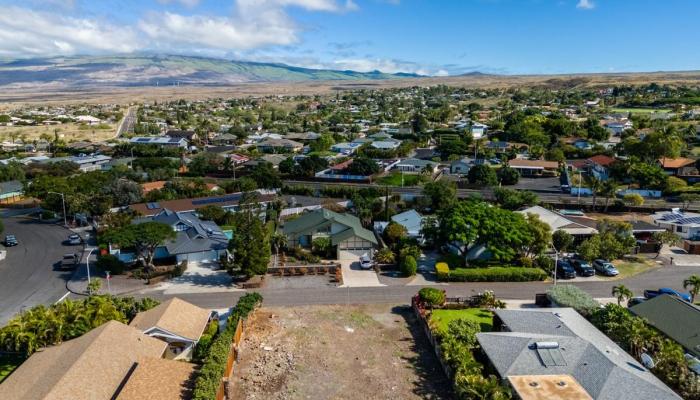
[[555, 260, 576, 279], [61, 253, 80, 269], [592, 259, 619, 276], [67, 234, 82, 245], [3, 235, 18, 247], [643, 288, 691, 302], [627, 297, 647, 307], [569, 258, 595, 277], [359, 254, 373, 270]]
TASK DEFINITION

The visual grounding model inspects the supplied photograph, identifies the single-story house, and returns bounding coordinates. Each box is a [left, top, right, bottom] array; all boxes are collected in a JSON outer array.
[[331, 142, 362, 155], [211, 133, 238, 145], [657, 157, 697, 176], [477, 308, 680, 400], [393, 158, 439, 173], [115, 357, 195, 400], [130, 136, 189, 148], [256, 138, 303, 153], [285, 132, 321, 142], [0, 320, 168, 400], [130, 298, 213, 361], [630, 295, 700, 359], [121, 209, 229, 263], [584, 155, 616, 181], [243, 154, 289, 169], [470, 122, 488, 139], [0, 180, 23, 204], [371, 140, 401, 150], [75, 115, 102, 125], [374, 209, 425, 240], [130, 191, 276, 217], [651, 209, 700, 240], [165, 129, 198, 142], [518, 206, 597, 243], [39, 155, 112, 172], [282, 208, 378, 259], [450, 157, 474, 175], [507, 159, 559, 177]]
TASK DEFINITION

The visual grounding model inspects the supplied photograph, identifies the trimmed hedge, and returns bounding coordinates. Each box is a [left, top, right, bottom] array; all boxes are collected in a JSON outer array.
[[435, 262, 449, 279], [438, 266, 547, 282], [192, 292, 263, 400], [547, 285, 600, 317], [418, 287, 445, 306]]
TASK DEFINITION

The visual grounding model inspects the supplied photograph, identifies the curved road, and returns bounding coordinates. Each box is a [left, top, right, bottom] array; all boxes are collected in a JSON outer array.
[[0, 218, 82, 324]]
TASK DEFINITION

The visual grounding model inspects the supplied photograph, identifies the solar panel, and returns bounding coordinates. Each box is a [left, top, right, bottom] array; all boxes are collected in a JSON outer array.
[[192, 194, 243, 206], [536, 348, 567, 367], [146, 202, 160, 210]]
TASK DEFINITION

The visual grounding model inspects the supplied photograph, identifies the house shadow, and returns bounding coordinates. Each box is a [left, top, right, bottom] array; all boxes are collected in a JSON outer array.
[[391, 305, 455, 400]]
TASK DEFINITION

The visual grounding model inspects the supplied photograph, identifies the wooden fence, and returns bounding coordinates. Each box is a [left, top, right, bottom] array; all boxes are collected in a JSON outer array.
[[214, 318, 246, 400]]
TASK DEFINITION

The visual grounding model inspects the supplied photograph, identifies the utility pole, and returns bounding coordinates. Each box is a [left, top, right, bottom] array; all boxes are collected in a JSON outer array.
[[48, 191, 67, 227]]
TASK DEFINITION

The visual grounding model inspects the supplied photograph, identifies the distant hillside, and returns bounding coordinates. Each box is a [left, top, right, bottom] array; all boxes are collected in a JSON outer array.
[[0, 54, 422, 89]]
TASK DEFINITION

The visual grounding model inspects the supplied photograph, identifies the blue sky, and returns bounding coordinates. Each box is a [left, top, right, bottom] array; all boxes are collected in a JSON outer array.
[[0, 0, 698, 75]]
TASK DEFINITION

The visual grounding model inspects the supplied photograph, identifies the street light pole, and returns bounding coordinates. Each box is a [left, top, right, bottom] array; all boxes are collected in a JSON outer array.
[[86, 247, 95, 295], [553, 250, 558, 286], [48, 191, 67, 227]]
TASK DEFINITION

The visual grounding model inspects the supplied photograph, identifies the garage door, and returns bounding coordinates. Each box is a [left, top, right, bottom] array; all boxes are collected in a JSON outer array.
[[337, 249, 373, 260]]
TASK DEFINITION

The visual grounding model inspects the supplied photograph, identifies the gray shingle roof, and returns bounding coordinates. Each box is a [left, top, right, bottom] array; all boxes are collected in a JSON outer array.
[[477, 308, 680, 400], [134, 209, 228, 256]]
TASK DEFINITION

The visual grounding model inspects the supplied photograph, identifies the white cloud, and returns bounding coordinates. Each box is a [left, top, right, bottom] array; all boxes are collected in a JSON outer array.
[[0, 6, 139, 57], [140, 0, 357, 52], [156, 0, 202, 7], [576, 0, 595, 10]]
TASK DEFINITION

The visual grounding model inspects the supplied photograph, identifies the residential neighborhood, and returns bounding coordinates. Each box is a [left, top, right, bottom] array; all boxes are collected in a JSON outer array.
[[1, 2, 700, 399]]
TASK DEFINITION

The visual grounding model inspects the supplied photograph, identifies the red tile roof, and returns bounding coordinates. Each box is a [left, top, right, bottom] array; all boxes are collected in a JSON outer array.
[[587, 155, 616, 167]]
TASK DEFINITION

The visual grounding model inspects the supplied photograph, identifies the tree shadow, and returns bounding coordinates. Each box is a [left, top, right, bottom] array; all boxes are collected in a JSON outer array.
[[391, 305, 455, 400]]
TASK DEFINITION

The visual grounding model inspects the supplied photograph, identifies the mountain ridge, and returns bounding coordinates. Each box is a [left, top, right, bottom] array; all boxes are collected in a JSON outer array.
[[0, 54, 429, 88]]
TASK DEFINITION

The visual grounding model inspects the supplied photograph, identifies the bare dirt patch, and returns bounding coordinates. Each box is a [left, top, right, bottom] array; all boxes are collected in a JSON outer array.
[[228, 304, 452, 400], [0, 122, 116, 142]]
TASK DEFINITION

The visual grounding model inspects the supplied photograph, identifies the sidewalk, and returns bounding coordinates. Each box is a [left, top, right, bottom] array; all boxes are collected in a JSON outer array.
[[66, 248, 146, 296]]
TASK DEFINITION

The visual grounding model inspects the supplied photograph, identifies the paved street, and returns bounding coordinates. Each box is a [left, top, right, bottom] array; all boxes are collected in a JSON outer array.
[[0, 218, 82, 324], [144, 262, 699, 310]]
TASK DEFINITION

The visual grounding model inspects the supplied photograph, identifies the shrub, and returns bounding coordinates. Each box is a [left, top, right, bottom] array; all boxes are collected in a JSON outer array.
[[534, 254, 554, 274], [170, 261, 187, 278], [375, 247, 395, 264], [292, 247, 321, 264], [435, 262, 450, 281], [445, 267, 547, 282], [311, 237, 332, 258], [547, 285, 600, 317], [192, 293, 262, 400], [401, 255, 417, 276], [419, 287, 445, 306], [95, 254, 125, 275], [471, 290, 506, 309], [439, 253, 465, 269]]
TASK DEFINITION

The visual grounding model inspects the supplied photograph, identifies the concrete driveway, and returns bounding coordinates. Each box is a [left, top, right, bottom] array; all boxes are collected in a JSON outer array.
[[0, 217, 83, 325], [155, 261, 243, 295], [338, 259, 385, 288]]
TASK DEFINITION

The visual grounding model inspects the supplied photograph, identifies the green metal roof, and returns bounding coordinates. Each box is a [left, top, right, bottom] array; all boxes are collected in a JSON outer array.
[[630, 295, 700, 357]]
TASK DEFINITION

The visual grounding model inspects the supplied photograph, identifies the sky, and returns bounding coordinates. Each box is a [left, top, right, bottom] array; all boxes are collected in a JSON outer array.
[[0, 0, 698, 76]]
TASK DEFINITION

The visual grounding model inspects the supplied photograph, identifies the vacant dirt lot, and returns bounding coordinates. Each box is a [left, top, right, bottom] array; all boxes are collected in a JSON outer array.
[[228, 304, 452, 400], [0, 122, 116, 142]]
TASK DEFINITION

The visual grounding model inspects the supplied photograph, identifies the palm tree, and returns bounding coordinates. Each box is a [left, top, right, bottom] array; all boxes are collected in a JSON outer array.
[[683, 274, 700, 303], [585, 175, 602, 210], [612, 284, 633, 306], [599, 180, 618, 212], [222, 156, 236, 179], [270, 232, 287, 266]]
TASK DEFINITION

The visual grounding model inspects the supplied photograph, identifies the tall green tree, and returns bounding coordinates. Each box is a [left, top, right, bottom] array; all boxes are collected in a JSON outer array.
[[228, 210, 271, 277]]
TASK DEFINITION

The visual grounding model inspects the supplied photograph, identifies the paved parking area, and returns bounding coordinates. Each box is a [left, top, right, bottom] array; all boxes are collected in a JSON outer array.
[[338, 259, 385, 288]]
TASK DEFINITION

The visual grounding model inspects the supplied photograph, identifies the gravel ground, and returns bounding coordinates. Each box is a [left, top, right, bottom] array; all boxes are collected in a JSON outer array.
[[228, 304, 453, 400]]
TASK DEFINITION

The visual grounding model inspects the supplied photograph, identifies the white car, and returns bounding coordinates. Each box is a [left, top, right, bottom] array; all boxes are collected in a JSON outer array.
[[359, 254, 373, 269], [67, 234, 82, 245]]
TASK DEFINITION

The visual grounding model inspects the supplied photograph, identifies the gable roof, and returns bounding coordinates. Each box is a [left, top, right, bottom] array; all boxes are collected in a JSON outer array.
[[282, 208, 377, 245], [478, 309, 680, 400], [587, 155, 616, 167], [130, 297, 211, 342], [0, 180, 23, 195], [390, 209, 424, 236], [130, 192, 276, 215], [658, 157, 696, 169], [630, 295, 700, 357], [115, 357, 195, 400], [518, 206, 598, 236], [0, 320, 166, 400]]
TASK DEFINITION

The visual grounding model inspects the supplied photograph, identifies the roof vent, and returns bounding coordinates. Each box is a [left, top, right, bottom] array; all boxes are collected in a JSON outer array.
[[528, 381, 539, 387], [535, 342, 559, 349], [557, 381, 567, 387]]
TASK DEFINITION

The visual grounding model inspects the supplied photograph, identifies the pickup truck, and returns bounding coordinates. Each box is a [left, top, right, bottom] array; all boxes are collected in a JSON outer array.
[[61, 253, 81, 269], [643, 288, 691, 302]]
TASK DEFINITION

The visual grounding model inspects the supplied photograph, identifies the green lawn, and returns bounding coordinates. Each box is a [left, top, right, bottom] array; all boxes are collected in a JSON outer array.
[[608, 260, 658, 280], [610, 107, 672, 114], [430, 308, 493, 334], [376, 172, 427, 187], [0, 354, 24, 383]]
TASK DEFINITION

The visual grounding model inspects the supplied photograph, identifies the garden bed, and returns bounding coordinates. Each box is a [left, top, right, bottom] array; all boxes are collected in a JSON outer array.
[[429, 309, 493, 335]]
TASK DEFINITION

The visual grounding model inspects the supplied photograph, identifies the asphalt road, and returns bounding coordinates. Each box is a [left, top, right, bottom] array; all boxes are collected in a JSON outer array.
[[0, 218, 83, 324], [146, 262, 698, 310], [115, 106, 137, 138]]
